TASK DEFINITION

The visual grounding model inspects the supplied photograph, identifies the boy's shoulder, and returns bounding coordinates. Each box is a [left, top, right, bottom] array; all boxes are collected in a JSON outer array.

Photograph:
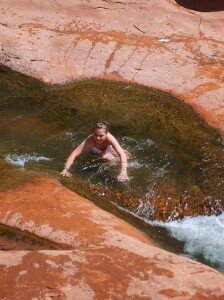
[[106, 132, 116, 142], [85, 134, 94, 143]]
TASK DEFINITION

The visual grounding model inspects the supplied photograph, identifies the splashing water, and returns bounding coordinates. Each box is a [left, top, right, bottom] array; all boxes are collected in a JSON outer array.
[[131, 212, 224, 272], [116, 201, 224, 272], [5, 153, 52, 168], [161, 212, 224, 272], [0, 68, 224, 273]]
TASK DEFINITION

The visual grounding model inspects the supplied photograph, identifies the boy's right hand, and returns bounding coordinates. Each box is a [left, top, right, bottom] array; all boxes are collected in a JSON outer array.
[[60, 169, 72, 177]]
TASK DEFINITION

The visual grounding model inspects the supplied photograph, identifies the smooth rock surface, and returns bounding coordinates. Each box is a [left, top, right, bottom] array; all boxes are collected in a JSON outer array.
[[0, 177, 153, 248], [0, 177, 224, 299], [0, 0, 223, 130]]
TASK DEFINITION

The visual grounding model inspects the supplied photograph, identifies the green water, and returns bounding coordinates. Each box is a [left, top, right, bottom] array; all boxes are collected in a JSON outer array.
[[0, 66, 223, 219], [0, 66, 223, 265]]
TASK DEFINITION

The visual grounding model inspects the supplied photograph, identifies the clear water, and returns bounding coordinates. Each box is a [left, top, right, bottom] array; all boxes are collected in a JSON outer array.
[[3, 130, 224, 272], [5, 153, 52, 168], [0, 66, 223, 272]]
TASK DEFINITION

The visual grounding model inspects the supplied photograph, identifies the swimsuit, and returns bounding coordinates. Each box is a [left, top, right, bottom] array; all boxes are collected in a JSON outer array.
[[90, 145, 114, 155], [91, 146, 103, 155]]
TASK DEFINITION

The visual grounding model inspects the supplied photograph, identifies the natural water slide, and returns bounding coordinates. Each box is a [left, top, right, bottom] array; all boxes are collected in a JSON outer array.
[[0, 0, 224, 298]]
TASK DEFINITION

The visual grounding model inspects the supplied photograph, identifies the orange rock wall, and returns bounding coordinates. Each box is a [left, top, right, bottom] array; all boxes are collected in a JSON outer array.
[[0, 0, 223, 130]]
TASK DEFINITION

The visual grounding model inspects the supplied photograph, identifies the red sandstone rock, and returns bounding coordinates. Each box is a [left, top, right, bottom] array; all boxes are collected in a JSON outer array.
[[0, 178, 224, 299], [0, 0, 223, 130], [0, 177, 153, 248], [0, 2, 224, 296]]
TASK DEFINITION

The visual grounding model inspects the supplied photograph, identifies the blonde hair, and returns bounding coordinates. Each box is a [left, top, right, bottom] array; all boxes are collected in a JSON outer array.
[[93, 121, 109, 132]]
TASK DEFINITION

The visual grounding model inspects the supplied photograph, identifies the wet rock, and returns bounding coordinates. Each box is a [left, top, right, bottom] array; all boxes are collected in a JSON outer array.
[[0, 177, 154, 248], [0, 178, 224, 299]]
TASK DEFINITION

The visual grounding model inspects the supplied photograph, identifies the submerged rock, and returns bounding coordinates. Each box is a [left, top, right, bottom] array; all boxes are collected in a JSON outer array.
[[0, 67, 223, 221], [0, 0, 223, 221]]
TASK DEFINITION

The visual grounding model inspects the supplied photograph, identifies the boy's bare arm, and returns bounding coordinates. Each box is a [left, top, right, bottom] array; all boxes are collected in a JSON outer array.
[[107, 134, 128, 182], [61, 138, 92, 177]]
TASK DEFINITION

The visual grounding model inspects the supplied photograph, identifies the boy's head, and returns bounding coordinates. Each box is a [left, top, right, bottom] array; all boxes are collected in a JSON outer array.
[[93, 121, 109, 143]]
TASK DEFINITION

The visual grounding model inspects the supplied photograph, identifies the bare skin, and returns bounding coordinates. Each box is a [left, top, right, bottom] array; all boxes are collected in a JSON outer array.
[[60, 129, 128, 182]]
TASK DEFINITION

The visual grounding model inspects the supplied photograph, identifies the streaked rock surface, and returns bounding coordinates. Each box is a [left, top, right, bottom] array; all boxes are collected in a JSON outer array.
[[0, 0, 223, 130]]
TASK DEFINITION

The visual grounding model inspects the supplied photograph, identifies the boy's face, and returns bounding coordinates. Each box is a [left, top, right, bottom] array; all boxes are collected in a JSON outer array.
[[93, 129, 107, 143]]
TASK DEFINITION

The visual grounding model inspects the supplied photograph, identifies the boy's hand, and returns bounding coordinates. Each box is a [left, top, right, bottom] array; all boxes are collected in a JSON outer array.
[[60, 169, 72, 177], [117, 171, 128, 183]]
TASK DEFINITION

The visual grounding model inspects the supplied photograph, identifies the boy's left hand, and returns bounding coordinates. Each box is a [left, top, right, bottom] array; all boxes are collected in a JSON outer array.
[[117, 171, 128, 183], [60, 169, 72, 177]]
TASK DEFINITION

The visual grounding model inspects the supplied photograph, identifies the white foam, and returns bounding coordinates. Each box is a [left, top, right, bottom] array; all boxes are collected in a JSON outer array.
[[154, 213, 224, 272], [5, 153, 52, 168], [115, 200, 224, 272], [127, 160, 142, 169]]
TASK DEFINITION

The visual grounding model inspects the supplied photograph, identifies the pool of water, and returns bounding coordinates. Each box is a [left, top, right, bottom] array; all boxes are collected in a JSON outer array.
[[0, 66, 223, 271]]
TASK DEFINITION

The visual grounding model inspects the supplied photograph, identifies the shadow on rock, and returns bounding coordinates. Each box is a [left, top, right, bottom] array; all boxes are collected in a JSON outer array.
[[175, 0, 224, 12]]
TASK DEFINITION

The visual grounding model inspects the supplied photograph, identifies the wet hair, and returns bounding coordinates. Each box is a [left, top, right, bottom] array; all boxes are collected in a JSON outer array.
[[93, 121, 109, 132]]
